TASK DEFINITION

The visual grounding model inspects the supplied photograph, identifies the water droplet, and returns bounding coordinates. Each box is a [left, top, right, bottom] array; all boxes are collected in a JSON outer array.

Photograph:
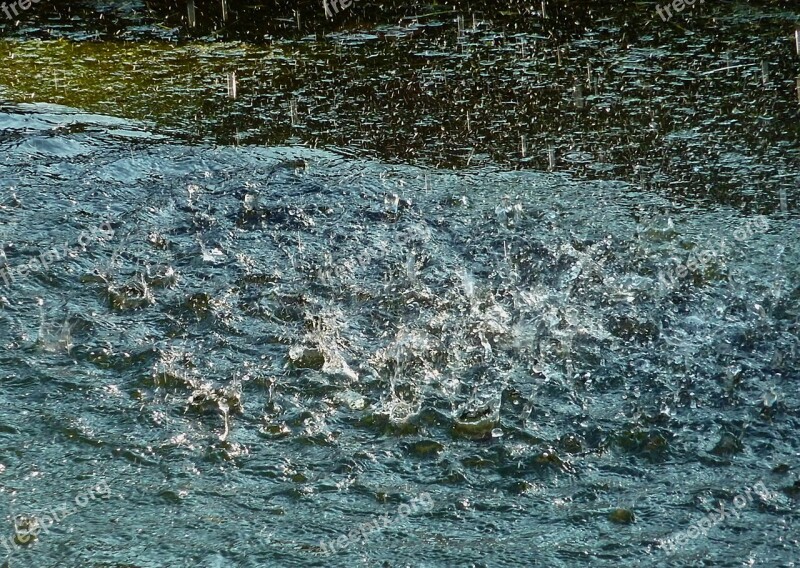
[[227, 72, 237, 99], [187, 0, 196, 27]]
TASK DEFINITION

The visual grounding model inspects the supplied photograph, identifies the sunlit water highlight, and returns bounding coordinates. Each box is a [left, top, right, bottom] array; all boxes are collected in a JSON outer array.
[[0, 103, 797, 566]]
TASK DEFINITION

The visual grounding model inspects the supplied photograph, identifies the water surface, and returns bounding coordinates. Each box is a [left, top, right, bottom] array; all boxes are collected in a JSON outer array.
[[0, 1, 799, 566]]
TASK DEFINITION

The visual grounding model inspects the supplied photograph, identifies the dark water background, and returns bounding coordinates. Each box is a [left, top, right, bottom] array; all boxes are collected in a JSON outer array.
[[0, 1, 799, 567]]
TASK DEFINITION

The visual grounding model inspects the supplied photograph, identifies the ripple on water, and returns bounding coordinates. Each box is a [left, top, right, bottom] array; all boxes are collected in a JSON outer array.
[[0, 103, 796, 566]]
